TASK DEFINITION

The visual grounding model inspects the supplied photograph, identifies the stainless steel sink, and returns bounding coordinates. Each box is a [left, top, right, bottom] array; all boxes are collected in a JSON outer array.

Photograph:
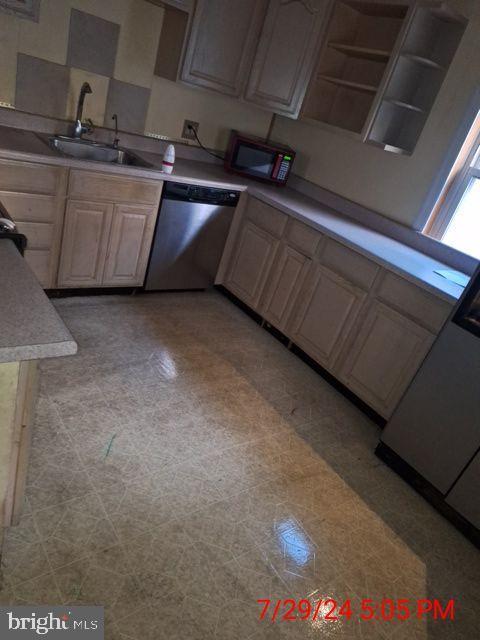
[[48, 136, 152, 167]]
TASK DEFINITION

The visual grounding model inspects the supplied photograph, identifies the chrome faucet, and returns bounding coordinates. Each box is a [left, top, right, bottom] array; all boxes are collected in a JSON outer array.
[[112, 113, 119, 148], [73, 82, 93, 139]]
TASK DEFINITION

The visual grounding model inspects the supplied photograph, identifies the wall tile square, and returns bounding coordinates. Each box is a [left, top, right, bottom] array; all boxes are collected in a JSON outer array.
[[104, 79, 150, 135], [18, 0, 71, 66], [15, 53, 69, 118], [67, 9, 120, 78]]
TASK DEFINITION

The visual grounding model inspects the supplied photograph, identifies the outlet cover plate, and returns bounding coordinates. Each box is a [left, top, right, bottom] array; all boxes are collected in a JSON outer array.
[[182, 120, 199, 140]]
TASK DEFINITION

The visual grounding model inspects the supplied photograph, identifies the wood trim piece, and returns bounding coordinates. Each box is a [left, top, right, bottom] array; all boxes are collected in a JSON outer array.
[[68, 170, 162, 205], [376, 270, 451, 332], [0, 159, 65, 195], [3, 361, 38, 527]]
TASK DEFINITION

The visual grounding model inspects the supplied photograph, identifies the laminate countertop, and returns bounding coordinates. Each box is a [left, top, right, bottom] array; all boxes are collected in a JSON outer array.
[[0, 126, 469, 303], [0, 240, 77, 363]]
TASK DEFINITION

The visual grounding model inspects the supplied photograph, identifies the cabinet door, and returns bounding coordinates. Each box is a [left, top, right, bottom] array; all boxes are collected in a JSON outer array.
[[181, 0, 267, 96], [245, 0, 330, 117], [226, 220, 279, 310], [58, 200, 113, 287], [339, 300, 435, 418], [288, 264, 367, 370], [262, 243, 311, 331], [446, 452, 480, 529], [103, 204, 157, 286]]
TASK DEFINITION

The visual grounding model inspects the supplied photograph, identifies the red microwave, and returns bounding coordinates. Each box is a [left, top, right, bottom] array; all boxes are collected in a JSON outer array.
[[224, 130, 295, 186]]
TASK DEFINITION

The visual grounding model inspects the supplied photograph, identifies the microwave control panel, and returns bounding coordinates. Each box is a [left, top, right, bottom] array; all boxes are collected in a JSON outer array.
[[272, 153, 293, 183]]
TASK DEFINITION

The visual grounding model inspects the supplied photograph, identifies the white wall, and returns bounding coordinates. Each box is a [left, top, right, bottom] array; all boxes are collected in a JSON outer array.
[[145, 76, 272, 151], [271, 0, 480, 228]]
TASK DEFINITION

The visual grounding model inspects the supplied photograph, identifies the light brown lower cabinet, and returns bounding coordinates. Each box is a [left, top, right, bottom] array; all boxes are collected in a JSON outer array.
[[58, 200, 159, 288], [57, 171, 163, 288], [103, 204, 158, 286], [221, 195, 453, 419], [0, 160, 68, 287], [338, 300, 435, 418], [288, 263, 368, 371], [58, 200, 113, 287], [261, 243, 311, 331], [226, 219, 280, 309]]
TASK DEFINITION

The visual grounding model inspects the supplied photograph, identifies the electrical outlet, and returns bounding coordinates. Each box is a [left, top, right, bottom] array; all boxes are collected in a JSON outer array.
[[182, 120, 199, 140]]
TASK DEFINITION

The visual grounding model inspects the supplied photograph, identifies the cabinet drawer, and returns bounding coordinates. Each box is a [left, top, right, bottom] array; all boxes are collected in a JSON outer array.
[[69, 170, 162, 205], [285, 219, 322, 256], [321, 239, 379, 290], [377, 271, 451, 332], [0, 159, 64, 195], [24, 250, 51, 287], [0, 192, 58, 223], [15, 222, 53, 250], [245, 197, 288, 237]]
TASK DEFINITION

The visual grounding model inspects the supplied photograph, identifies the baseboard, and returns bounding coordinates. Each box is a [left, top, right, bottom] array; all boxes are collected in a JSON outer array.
[[46, 287, 138, 298]]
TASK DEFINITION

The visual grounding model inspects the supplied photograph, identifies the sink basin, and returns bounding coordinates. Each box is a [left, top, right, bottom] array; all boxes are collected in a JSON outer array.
[[48, 136, 152, 168]]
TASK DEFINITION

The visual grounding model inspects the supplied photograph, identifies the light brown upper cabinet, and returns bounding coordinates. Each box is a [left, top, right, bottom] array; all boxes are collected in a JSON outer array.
[[181, 0, 268, 96], [58, 171, 162, 288], [244, 0, 331, 117], [302, 0, 467, 153], [179, 1, 466, 153]]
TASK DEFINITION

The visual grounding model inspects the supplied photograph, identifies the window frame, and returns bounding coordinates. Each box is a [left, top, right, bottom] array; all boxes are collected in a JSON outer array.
[[425, 123, 480, 240]]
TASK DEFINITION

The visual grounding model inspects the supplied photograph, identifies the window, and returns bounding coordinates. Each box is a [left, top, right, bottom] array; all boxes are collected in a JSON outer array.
[[425, 111, 480, 260]]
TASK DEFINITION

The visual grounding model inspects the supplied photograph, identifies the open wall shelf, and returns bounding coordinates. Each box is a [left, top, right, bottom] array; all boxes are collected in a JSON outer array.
[[319, 74, 378, 93], [366, 2, 467, 153], [302, 0, 468, 153], [302, 0, 408, 134], [328, 42, 392, 61]]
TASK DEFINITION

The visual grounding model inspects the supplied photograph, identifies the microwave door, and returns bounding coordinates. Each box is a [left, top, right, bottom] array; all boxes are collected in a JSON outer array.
[[233, 145, 276, 179]]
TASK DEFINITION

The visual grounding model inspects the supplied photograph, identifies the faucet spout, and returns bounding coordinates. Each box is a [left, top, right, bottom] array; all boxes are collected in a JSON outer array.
[[73, 82, 93, 139]]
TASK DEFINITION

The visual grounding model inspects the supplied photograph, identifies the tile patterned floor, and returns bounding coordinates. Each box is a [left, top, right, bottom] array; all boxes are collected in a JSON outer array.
[[0, 291, 478, 639]]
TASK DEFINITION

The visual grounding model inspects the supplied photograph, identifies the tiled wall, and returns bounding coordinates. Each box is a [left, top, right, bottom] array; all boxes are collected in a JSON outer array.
[[0, 0, 271, 149]]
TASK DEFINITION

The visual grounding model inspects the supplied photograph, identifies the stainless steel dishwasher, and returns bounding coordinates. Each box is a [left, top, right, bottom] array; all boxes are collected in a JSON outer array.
[[144, 182, 240, 290]]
